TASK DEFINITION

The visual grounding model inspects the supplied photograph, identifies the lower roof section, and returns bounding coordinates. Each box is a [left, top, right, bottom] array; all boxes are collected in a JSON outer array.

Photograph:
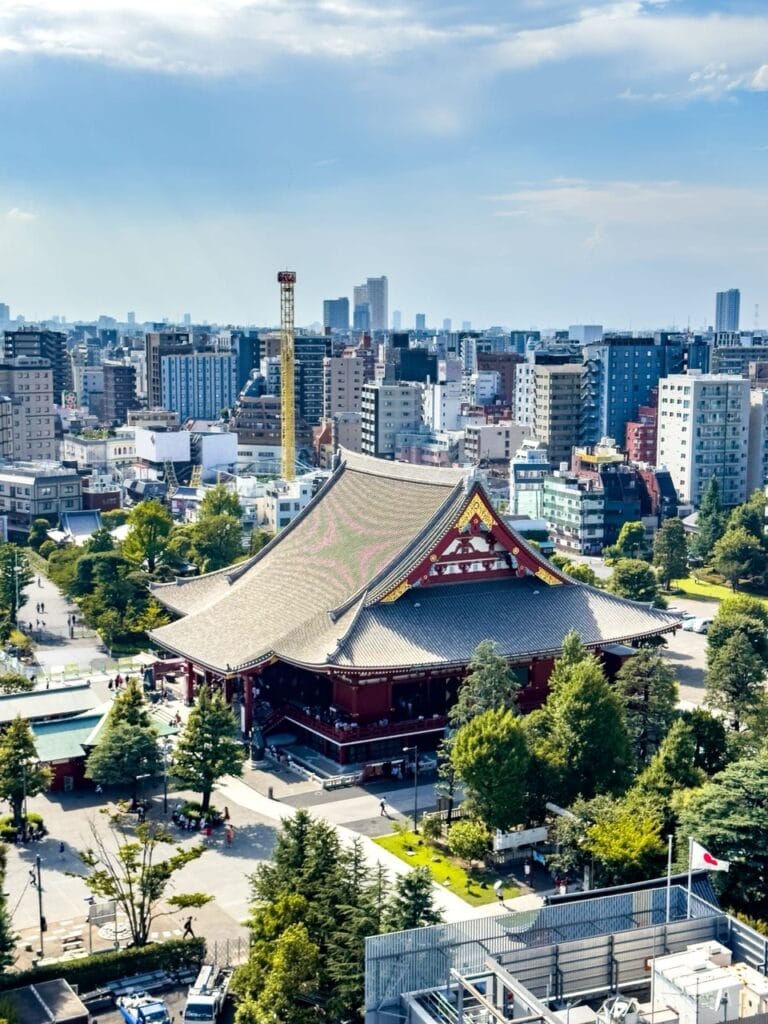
[[331, 577, 678, 671]]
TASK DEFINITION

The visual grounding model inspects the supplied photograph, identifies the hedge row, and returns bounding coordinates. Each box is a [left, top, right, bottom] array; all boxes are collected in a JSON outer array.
[[0, 936, 206, 993]]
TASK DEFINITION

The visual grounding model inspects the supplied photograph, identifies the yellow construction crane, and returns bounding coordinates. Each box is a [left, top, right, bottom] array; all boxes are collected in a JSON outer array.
[[277, 270, 296, 481]]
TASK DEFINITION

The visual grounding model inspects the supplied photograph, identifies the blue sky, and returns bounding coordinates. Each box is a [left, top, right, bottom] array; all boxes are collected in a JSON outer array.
[[1, 0, 767, 329]]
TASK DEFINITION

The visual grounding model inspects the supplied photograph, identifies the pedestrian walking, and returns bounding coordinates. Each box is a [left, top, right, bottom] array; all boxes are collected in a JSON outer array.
[[40, 602, 44, 614], [59, 840, 65, 858], [223, 806, 230, 821], [225, 825, 233, 845], [524, 858, 532, 882], [37, 576, 41, 587], [379, 799, 386, 816], [183, 916, 195, 939]]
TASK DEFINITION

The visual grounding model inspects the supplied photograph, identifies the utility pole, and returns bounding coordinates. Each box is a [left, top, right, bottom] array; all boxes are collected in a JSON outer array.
[[278, 271, 297, 482], [403, 744, 419, 833]]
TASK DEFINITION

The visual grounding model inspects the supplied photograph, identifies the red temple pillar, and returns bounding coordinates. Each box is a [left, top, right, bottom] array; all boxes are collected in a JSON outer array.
[[224, 675, 234, 704], [185, 661, 195, 706]]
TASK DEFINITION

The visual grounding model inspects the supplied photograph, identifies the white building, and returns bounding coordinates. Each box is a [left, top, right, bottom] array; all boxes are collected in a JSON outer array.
[[656, 372, 750, 506], [361, 381, 422, 458], [234, 474, 318, 532], [422, 380, 461, 431], [514, 362, 536, 428], [748, 388, 768, 494], [60, 430, 136, 473], [653, 942, 768, 1024], [463, 370, 500, 406], [509, 438, 551, 517]]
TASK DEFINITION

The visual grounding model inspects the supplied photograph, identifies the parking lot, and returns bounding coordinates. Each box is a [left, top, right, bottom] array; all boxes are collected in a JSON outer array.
[[661, 595, 717, 708]]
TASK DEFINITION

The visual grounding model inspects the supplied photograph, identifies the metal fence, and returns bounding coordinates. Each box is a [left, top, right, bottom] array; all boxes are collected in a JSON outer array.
[[208, 937, 248, 967], [364, 886, 735, 1014]]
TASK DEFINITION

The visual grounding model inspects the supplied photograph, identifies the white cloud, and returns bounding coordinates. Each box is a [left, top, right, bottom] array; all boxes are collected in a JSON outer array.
[[5, 207, 36, 222], [0, 0, 766, 101]]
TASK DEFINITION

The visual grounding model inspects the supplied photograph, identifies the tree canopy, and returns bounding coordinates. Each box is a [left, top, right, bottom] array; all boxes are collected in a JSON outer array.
[[172, 684, 245, 812], [123, 499, 173, 573], [449, 640, 520, 728], [0, 716, 50, 827], [199, 484, 243, 520], [694, 476, 727, 560], [612, 650, 678, 765], [705, 631, 766, 730], [653, 518, 688, 590], [451, 707, 530, 831], [608, 558, 660, 605], [711, 527, 766, 590]]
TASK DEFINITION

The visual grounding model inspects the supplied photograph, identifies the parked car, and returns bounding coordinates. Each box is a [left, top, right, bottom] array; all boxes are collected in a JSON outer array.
[[682, 617, 712, 634]]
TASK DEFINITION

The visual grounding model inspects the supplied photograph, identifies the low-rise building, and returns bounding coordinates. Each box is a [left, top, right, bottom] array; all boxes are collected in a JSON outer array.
[[0, 462, 82, 531], [127, 408, 180, 430], [464, 422, 525, 464], [542, 470, 604, 554], [60, 430, 136, 473], [509, 438, 550, 518]]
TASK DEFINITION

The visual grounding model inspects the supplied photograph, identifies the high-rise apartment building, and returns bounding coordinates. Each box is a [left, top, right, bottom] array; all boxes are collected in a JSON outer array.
[[0, 356, 56, 460], [323, 354, 364, 419], [103, 361, 138, 425], [3, 329, 70, 400], [365, 277, 388, 333], [533, 364, 583, 467], [715, 289, 740, 333], [656, 372, 749, 506], [323, 298, 350, 332], [392, 310, 402, 331], [161, 351, 238, 422], [0, 305, 9, 324], [144, 330, 192, 408], [581, 336, 680, 445], [361, 381, 422, 458], [295, 335, 330, 426], [509, 438, 550, 517], [415, 313, 426, 332]]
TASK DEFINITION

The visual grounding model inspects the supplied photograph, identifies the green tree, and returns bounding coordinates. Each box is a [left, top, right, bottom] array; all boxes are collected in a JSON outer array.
[[548, 794, 616, 879], [678, 752, 768, 915], [544, 659, 633, 802], [77, 819, 208, 946], [449, 639, 520, 728], [190, 513, 243, 572], [705, 631, 766, 730], [0, 547, 33, 625], [586, 800, 666, 886], [653, 518, 688, 590], [606, 521, 648, 561], [85, 527, 115, 553], [727, 489, 767, 542], [448, 820, 490, 865], [694, 476, 727, 560], [0, 848, 17, 970], [0, 717, 50, 827], [547, 630, 594, 697], [131, 600, 170, 634], [172, 685, 245, 812], [631, 719, 705, 828], [708, 608, 768, 664], [711, 527, 766, 590], [385, 868, 442, 931], [199, 484, 243, 520], [235, 924, 321, 1024], [0, 672, 34, 694], [27, 518, 51, 551], [248, 529, 273, 556], [680, 708, 729, 775], [451, 707, 530, 831], [101, 508, 128, 529], [123, 499, 173, 573], [85, 679, 162, 798], [612, 650, 678, 765], [608, 558, 660, 604], [562, 562, 600, 586]]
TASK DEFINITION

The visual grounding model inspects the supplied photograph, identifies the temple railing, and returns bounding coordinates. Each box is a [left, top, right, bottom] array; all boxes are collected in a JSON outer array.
[[263, 704, 447, 745]]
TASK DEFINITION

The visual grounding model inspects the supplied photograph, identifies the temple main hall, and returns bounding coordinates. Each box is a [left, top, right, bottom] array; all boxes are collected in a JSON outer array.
[[149, 451, 678, 768]]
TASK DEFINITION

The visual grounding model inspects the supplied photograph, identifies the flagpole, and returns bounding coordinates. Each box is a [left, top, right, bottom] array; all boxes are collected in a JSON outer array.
[[665, 833, 673, 924], [687, 836, 693, 920]]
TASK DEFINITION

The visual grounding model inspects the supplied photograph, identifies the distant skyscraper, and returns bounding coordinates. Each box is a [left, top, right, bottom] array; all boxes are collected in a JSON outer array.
[[568, 324, 603, 344], [0, 304, 9, 324], [183, 313, 191, 326], [127, 311, 136, 325], [716, 289, 740, 333], [415, 313, 426, 332], [392, 310, 402, 331], [462, 321, 471, 332], [323, 297, 350, 331], [353, 304, 371, 332], [442, 318, 451, 332], [365, 276, 388, 332]]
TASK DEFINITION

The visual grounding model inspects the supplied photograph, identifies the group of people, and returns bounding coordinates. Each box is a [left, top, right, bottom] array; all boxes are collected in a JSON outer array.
[[171, 806, 236, 845]]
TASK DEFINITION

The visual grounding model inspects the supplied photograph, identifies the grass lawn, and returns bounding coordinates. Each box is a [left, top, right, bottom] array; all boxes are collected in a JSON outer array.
[[373, 830, 519, 906], [672, 577, 768, 606]]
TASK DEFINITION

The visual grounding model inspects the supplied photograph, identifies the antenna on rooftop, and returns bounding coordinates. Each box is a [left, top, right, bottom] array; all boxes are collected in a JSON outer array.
[[277, 271, 296, 482]]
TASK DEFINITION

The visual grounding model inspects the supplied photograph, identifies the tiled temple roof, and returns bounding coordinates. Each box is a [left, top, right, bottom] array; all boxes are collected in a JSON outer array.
[[150, 451, 678, 674]]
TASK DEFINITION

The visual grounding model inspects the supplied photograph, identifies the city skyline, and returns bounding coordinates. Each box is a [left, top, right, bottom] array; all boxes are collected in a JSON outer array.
[[1, 1, 767, 326]]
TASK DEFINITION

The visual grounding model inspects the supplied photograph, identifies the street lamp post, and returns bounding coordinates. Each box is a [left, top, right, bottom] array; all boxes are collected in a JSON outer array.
[[35, 854, 45, 957], [403, 745, 419, 833]]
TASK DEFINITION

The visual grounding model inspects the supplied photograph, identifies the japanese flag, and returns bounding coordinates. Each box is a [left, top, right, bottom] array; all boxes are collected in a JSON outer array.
[[691, 840, 730, 873]]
